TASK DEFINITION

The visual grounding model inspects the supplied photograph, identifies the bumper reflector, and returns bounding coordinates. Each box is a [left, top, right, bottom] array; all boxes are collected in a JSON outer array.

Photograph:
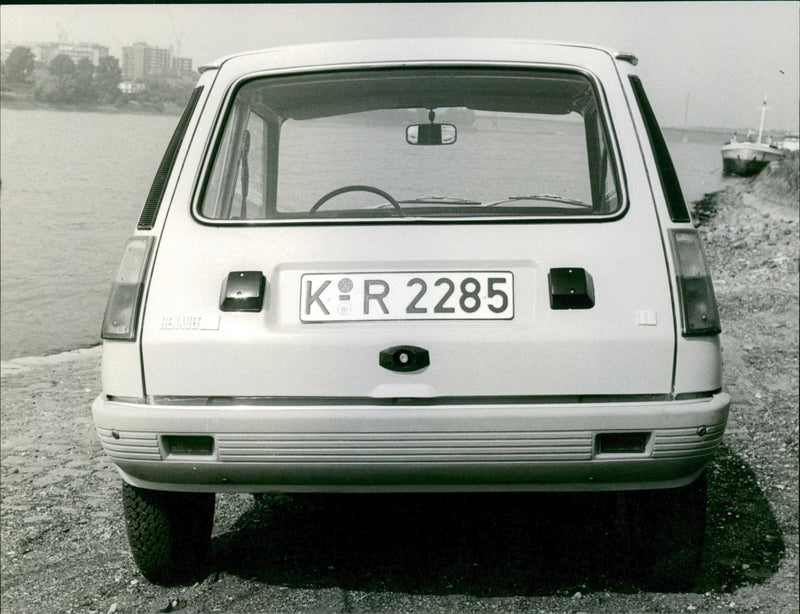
[[596, 432, 649, 454], [162, 435, 214, 456]]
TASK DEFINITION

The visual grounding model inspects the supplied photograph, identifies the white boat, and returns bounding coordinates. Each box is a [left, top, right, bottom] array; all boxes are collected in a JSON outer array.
[[721, 96, 783, 175], [721, 141, 783, 175]]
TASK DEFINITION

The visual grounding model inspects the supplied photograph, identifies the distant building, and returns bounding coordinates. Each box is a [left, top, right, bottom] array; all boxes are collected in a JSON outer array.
[[122, 42, 171, 80], [3, 40, 193, 79], [121, 42, 192, 80], [1, 41, 108, 65], [172, 56, 193, 75], [38, 42, 109, 66], [1, 42, 21, 63], [118, 81, 147, 94]]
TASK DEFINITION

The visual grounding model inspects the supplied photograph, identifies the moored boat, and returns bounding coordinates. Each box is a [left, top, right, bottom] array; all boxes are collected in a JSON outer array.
[[721, 95, 783, 176], [721, 141, 783, 175]]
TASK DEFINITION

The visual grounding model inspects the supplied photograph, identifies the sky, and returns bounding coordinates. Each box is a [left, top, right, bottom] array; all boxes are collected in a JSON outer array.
[[1, 2, 798, 131]]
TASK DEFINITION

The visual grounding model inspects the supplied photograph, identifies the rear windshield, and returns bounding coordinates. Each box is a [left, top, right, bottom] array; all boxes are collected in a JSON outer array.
[[198, 68, 622, 222]]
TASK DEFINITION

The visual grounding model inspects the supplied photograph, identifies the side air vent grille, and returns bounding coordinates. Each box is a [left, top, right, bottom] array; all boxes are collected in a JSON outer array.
[[137, 86, 203, 230]]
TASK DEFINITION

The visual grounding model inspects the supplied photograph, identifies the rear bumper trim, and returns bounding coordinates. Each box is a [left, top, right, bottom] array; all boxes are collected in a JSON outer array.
[[140, 391, 718, 407], [94, 392, 729, 493]]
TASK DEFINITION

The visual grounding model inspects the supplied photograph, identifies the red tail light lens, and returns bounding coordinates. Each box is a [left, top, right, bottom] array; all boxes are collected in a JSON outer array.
[[101, 236, 154, 340], [669, 229, 721, 336]]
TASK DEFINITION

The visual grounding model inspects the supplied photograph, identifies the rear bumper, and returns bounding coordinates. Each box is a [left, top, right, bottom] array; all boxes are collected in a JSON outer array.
[[92, 393, 730, 493]]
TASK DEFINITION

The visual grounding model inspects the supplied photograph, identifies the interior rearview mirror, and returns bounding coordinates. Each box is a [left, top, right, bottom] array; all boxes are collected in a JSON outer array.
[[406, 123, 457, 145]]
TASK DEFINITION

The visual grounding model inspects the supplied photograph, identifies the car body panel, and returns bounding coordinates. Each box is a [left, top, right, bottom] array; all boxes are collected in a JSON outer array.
[[141, 215, 675, 397]]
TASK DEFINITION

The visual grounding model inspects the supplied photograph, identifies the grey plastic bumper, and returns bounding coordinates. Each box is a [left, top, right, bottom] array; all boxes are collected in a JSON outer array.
[[93, 392, 729, 492]]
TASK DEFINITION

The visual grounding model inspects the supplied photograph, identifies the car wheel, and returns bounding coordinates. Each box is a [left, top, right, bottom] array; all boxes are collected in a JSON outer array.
[[122, 482, 215, 584], [624, 472, 707, 591]]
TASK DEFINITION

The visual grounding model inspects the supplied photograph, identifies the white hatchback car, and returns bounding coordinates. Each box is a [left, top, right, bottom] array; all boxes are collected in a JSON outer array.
[[94, 38, 729, 588]]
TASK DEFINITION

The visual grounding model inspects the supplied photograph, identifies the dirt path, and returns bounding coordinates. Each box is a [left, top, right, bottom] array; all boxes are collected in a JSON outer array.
[[1, 176, 797, 613]]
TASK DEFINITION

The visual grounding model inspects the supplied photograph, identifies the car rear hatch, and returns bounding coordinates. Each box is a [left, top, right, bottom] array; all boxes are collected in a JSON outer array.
[[141, 209, 675, 399]]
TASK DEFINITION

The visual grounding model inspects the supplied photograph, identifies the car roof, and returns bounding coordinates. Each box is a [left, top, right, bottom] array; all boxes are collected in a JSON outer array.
[[199, 38, 637, 75]]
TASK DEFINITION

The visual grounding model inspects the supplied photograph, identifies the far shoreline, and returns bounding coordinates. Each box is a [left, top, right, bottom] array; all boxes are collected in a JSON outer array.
[[2, 96, 749, 134], [0, 95, 184, 117]]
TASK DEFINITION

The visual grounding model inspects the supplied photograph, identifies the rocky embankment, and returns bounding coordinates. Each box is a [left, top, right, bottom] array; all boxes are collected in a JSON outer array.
[[1, 159, 798, 613], [689, 155, 798, 613], [694, 154, 799, 269]]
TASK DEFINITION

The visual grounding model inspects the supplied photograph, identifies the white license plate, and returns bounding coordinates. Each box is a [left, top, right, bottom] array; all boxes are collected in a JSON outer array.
[[300, 271, 514, 322]]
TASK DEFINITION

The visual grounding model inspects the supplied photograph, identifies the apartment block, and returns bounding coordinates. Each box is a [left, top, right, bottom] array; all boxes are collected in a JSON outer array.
[[122, 42, 171, 80], [122, 42, 192, 80]]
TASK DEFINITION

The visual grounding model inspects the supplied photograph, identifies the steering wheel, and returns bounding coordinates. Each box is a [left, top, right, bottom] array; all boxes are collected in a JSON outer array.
[[308, 185, 404, 216]]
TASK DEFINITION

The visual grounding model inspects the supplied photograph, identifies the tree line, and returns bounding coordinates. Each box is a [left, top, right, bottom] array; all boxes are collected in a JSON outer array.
[[1, 46, 194, 109]]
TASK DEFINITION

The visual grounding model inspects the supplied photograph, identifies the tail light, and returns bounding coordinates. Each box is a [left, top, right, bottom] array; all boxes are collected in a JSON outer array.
[[101, 236, 154, 340], [669, 229, 721, 336]]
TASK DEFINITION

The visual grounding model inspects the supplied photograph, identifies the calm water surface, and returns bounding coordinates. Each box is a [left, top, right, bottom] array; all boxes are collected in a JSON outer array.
[[0, 107, 737, 360], [1, 108, 177, 359]]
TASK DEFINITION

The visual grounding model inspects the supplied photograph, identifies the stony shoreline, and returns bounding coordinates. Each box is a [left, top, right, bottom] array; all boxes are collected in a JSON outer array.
[[0, 345, 102, 377], [1, 167, 797, 613]]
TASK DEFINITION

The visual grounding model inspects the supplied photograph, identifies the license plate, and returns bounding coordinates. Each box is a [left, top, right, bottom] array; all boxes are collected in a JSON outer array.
[[300, 272, 514, 322]]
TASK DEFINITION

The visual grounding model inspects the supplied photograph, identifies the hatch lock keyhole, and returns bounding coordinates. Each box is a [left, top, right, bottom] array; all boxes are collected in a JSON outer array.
[[379, 345, 430, 372]]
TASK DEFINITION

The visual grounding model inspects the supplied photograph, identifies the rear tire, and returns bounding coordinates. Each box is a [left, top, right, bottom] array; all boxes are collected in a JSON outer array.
[[122, 482, 215, 584], [624, 472, 707, 591]]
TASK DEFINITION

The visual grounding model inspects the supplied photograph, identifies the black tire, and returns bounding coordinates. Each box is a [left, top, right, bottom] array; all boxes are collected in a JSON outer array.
[[624, 472, 707, 591], [122, 482, 215, 584]]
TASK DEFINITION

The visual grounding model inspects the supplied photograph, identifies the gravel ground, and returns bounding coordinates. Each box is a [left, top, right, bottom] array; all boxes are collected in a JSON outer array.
[[1, 162, 797, 613]]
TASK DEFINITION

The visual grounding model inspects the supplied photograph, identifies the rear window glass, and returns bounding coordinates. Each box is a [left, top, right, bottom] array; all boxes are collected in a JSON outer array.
[[198, 68, 622, 222]]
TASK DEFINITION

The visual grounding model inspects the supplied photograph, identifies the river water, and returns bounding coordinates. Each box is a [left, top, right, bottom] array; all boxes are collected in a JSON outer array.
[[0, 107, 739, 360]]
